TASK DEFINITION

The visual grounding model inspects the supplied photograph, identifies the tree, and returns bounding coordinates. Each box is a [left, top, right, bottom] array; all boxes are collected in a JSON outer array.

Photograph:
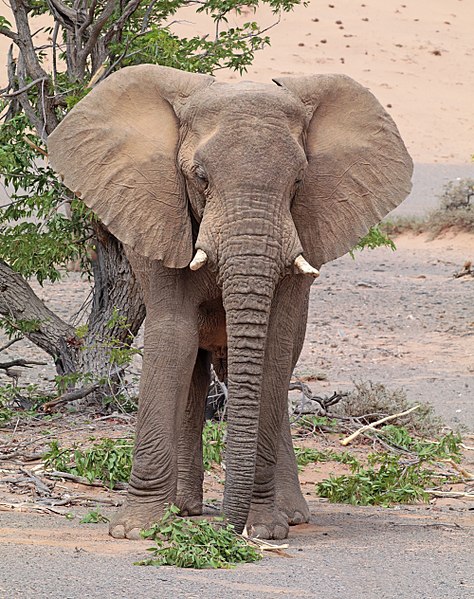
[[0, 0, 302, 396]]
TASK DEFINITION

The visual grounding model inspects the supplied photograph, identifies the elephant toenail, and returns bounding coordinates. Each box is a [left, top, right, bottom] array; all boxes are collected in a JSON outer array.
[[126, 528, 142, 540], [110, 524, 126, 539]]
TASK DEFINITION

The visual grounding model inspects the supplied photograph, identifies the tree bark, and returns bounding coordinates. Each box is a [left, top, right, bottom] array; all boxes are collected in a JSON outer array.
[[80, 223, 145, 378], [0, 260, 78, 375]]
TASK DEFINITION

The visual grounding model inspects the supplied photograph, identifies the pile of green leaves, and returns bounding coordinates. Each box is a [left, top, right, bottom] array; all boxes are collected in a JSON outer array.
[[294, 447, 359, 469], [80, 510, 109, 524], [44, 437, 133, 489], [137, 504, 261, 569], [379, 426, 462, 462], [43, 421, 226, 487], [315, 428, 463, 507], [316, 453, 433, 507]]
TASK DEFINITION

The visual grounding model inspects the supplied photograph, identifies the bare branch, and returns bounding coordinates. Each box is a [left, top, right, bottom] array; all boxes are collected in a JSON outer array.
[[76, 0, 116, 71], [0, 260, 77, 374], [1, 77, 48, 99], [0, 338, 23, 353], [46, 0, 81, 31], [141, 0, 158, 33], [51, 21, 59, 93], [0, 358, 48, 370], [104, 0, 143, 45], [78, 0, 99, 37], [9, 0, 48, 80], [0, 25, 19, 43], [42, 382, 102, 411]]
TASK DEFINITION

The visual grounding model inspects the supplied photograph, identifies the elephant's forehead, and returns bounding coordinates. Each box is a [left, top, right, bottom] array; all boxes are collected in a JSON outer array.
[[184, 80, 306, 122]]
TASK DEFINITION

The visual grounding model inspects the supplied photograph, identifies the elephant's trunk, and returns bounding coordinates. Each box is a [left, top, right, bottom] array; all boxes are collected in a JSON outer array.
[[217, 208, 291, 532], [221, 259, 277, 532]]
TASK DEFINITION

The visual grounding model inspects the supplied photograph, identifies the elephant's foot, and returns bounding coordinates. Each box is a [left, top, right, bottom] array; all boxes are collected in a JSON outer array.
[[246, 505, 289, 540], [109, 496, 168, 540], [175, 492, 203, 516], [276, 490, 311, 525]]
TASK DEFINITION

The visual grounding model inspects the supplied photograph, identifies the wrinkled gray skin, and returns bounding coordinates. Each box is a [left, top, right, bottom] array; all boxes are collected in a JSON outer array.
[[48, 65, 413, 540]]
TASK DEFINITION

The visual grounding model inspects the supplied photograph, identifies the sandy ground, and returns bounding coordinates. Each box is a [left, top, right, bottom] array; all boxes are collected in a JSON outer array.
[[1, 0, 473, 164]]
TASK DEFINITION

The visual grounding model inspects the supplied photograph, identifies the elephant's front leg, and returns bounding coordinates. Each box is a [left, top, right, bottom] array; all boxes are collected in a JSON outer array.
[[246, 277, 312, 540], [110, 287, 199, 539]]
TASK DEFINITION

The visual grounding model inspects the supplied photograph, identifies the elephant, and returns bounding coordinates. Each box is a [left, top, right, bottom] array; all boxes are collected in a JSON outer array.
[[47, 65, 413, 540]]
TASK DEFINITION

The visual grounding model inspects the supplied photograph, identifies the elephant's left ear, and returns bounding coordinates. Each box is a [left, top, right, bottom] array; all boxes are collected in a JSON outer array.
[[273, 74, 413, 267]]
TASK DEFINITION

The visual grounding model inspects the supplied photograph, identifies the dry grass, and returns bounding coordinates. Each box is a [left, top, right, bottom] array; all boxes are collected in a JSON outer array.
[[383, 178, 474, 238], [332, 381, 444, 437]]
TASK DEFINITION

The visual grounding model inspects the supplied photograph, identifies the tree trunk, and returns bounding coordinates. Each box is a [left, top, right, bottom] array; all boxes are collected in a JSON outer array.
[[80, 223, 145, 378], [0, 227, 145, 386], [0, 260, 78, 375]]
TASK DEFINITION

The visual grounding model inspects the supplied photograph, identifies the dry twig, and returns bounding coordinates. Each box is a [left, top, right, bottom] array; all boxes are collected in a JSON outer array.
[[339, 405, 421, 446]]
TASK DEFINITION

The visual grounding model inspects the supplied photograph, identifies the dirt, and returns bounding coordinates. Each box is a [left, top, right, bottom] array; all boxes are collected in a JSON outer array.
[[1, 230, 473, 598]]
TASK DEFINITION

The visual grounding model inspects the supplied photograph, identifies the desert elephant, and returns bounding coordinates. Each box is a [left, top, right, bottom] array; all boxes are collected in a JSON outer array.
[[48, 65, 413, 540]]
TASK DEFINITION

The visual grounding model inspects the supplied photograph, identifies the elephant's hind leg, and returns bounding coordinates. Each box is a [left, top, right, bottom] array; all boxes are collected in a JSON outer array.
[[176, 349, 211, 516]]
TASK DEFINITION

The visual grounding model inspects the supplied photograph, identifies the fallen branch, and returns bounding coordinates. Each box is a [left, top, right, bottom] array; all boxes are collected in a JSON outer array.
[[0, 358, 47, 370], [45, 470, 128, 490], [0, 337, 23, 353], [440, 459, 474, 480], [428, 490, 474, 500], [339, 405, 421, 446], [42, 382, 101, 411]]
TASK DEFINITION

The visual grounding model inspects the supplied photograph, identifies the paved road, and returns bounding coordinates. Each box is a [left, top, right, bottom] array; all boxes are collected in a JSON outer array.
[[390, 163, 474, 218], [1, 502, 473, 599]]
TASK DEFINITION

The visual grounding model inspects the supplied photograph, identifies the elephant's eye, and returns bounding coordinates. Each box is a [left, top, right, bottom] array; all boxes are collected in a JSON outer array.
[[195, 166, 208, 183]]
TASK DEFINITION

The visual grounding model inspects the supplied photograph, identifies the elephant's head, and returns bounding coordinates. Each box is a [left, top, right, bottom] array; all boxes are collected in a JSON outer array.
[[48, 65, 412, 532]]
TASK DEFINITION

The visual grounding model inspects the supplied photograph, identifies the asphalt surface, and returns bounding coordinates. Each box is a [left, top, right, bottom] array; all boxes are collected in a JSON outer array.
[[390, 163, 474, 218], [1, 503, 473, 599]]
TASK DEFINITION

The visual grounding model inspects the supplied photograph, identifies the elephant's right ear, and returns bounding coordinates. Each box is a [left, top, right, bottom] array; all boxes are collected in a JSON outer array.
[[48, 65, 213, 268]]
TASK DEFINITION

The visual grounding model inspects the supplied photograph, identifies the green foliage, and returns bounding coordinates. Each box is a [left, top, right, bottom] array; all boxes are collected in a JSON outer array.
[[202, 421, 226, 471], [137, 504, 261, 568], [316, 452, 432, 507], [0, 316, 41, 339], [0, 111, 92, 284], [80, 510, 109, 524], [379, 426, 462, 462], [315, 429, 463, 507], [292, 414, 339, 433], [43, 438, 133, 489], [42, 422, 226, 488], [0, 383, 50, 424], [350, 225, 397, 258], [294, 446, 359, 469]]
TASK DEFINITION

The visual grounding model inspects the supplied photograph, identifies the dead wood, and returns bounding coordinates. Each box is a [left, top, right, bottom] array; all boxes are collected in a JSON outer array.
[[339, 405, 421, 446], [42, 382, 102, 412], [45, 470, 128, 490]]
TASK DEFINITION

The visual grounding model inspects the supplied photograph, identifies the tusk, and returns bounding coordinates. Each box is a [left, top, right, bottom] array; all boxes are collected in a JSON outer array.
[[294, 255, 320, 278], [189, 249, 208, 271]]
